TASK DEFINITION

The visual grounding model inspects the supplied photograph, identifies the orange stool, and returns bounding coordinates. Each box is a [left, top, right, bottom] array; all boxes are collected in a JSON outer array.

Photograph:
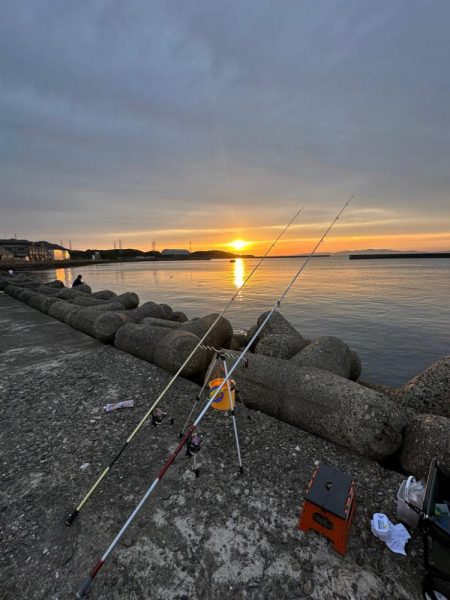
[[298, 463, 356, 555]]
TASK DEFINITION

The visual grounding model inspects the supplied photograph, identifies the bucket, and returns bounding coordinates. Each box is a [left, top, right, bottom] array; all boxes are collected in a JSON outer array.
[[397, 476, 420, 528], [209, 378, 235, 411]]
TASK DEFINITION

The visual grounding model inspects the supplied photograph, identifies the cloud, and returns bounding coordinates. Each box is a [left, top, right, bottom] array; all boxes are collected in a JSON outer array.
[[0, 1, 449, 247]]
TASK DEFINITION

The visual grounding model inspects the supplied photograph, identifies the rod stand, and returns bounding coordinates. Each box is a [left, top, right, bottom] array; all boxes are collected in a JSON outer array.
[[220, 356, 244, 476]]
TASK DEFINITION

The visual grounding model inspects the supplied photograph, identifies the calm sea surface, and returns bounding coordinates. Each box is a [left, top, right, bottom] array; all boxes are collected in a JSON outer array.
[[38, 257, 449, 387]]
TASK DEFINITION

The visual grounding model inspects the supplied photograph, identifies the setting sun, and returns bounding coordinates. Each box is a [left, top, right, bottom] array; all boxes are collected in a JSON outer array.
[[230, 239, 248, 251]]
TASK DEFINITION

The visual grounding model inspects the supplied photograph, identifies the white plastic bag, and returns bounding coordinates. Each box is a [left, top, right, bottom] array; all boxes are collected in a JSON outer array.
[[371, 513, 411, 555]]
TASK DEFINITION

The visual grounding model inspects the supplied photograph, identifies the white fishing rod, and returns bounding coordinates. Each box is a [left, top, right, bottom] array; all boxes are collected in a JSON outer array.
[[66, 207, 304, 525], [75, 197, 352, 598]]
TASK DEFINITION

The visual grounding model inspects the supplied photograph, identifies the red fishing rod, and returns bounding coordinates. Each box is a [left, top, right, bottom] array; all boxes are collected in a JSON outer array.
[[75, 198, 352, 598], [66, 208, 304, 525]]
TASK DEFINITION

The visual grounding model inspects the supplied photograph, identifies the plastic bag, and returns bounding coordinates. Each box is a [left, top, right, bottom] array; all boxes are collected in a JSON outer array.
[[371, 513, 411, 555], [406, 476, 425, 508]]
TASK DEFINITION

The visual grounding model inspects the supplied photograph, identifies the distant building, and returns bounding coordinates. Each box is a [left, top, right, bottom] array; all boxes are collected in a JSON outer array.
[[0, 239, 70, 261], [0, 247, 14, 261], [161, 249, 190, 256], [0, 239, 31, 260]]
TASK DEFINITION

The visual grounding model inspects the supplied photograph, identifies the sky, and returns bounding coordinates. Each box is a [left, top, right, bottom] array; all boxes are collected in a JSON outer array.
[[1, 1, 449, 255]]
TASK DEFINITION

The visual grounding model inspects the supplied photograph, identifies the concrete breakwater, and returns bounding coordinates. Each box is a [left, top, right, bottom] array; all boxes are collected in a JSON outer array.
[[1, 273, 449, 476], [0, 292, 426, 599]]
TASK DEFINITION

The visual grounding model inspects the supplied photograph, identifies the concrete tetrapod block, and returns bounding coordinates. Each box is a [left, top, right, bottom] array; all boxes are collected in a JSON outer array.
[[349, 350, 362, 381], [83, 292, 138, 310], [255, 333, 309, 360], [11, 273, 29, 282], [115, 292, 139, 310], [401, 356, 450, 418], [153, 330, 208, 378], [70, 296, 114, 307], [48, 301, 83, 322], [257, 311, 304, 340], [37, 285, 61, 297], [172, 311, 188, 323], [58, 288, 91, 300], [0, 277, 16, 291], [43, 279, 65, 288], [114, 323, 173, 363], [233, 354, 405, 460], [400, 413, 450, 479], [66, 308, 129, 343], [7, 279, 41, 290], [28, 294, 52, 311], [75, 283, 92, 293], [118, 302, 177, 323], [17, 288, 40, 303], [107, 301, 174, 321], [290, 336, 354, 379], [5, 285, 26, 299], [33, 295, 60, 314], [89, 301, 132, 311], [141, 317, 181, 329], [4, 283, 36, 298], [91, 290, 117, 300], [180, 313, 233, 349], [158, 303, 174, 320]]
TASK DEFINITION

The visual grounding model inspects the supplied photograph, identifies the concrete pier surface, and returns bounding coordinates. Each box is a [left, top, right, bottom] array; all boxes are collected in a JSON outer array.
[[0, 293, 424, 599]]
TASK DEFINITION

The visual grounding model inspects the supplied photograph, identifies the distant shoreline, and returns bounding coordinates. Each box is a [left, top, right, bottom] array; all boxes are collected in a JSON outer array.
[[2, 252, 449, 272], [349, 252, 450, 260]]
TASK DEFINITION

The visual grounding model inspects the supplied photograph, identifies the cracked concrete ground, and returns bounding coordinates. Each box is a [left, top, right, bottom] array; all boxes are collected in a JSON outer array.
[[0, 293, 424, 599]]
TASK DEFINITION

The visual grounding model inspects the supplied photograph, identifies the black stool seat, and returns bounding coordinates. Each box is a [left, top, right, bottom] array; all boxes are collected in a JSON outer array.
[[306, 463, 353, 519]]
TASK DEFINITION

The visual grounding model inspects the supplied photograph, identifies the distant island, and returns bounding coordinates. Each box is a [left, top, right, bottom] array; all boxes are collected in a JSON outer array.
[[349, 252, 450, 260]]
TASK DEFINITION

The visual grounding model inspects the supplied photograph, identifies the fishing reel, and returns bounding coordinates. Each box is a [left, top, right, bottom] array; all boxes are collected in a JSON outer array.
[[185, 431, 202, 457], [151, 408, 168, 427]]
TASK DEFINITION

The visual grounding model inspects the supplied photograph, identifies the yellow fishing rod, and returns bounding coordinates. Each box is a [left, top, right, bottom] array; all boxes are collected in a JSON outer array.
[[75, 197, 353, 598], [66, 206, 304, 525]]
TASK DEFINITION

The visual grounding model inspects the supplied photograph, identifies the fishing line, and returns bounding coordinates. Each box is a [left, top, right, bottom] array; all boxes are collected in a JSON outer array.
[[66, 207, 304, 525], [74, 197, 352, 598]]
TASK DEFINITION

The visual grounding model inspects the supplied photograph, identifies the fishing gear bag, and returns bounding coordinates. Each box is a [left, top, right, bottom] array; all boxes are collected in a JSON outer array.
[[421, 458, 450, 599]]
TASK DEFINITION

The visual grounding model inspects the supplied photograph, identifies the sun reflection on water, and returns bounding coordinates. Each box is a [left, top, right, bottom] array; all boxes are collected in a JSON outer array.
[[55, 267, 73, 287], [233, 258, 245, 289]]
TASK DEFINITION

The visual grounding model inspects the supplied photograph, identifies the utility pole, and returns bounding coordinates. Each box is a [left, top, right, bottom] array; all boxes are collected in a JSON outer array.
[[118, 239, 122, 250], [152, 240, 156, 252], [113, 240, 117, 250], [189, 241, 192, 253]]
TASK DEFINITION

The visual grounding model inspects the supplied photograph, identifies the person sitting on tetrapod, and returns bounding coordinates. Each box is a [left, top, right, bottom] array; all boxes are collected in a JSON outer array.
[[72, 274, 83, 287]]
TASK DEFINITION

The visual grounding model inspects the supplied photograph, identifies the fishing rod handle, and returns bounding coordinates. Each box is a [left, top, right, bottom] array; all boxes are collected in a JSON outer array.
[[75, 575, 93, 598], [66, 509, 79, 526]]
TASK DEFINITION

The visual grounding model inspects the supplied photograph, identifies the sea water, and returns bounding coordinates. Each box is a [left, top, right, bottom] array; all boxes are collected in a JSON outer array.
[[39, 256, 449, 387]]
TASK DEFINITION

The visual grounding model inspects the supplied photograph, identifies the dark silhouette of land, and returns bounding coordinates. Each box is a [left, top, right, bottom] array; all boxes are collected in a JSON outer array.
[[349, 252, 450, 260]]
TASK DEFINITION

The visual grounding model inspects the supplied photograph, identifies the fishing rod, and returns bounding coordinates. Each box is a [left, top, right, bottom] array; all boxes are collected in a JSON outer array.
[[66, 207, 304, 526], [75, 197, 352, 598]]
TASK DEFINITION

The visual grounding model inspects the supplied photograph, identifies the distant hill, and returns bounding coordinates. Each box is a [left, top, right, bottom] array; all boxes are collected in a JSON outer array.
[[190, 250, 254, 259], [68, 248, 255, 261], [335, 249, 417, 255]]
